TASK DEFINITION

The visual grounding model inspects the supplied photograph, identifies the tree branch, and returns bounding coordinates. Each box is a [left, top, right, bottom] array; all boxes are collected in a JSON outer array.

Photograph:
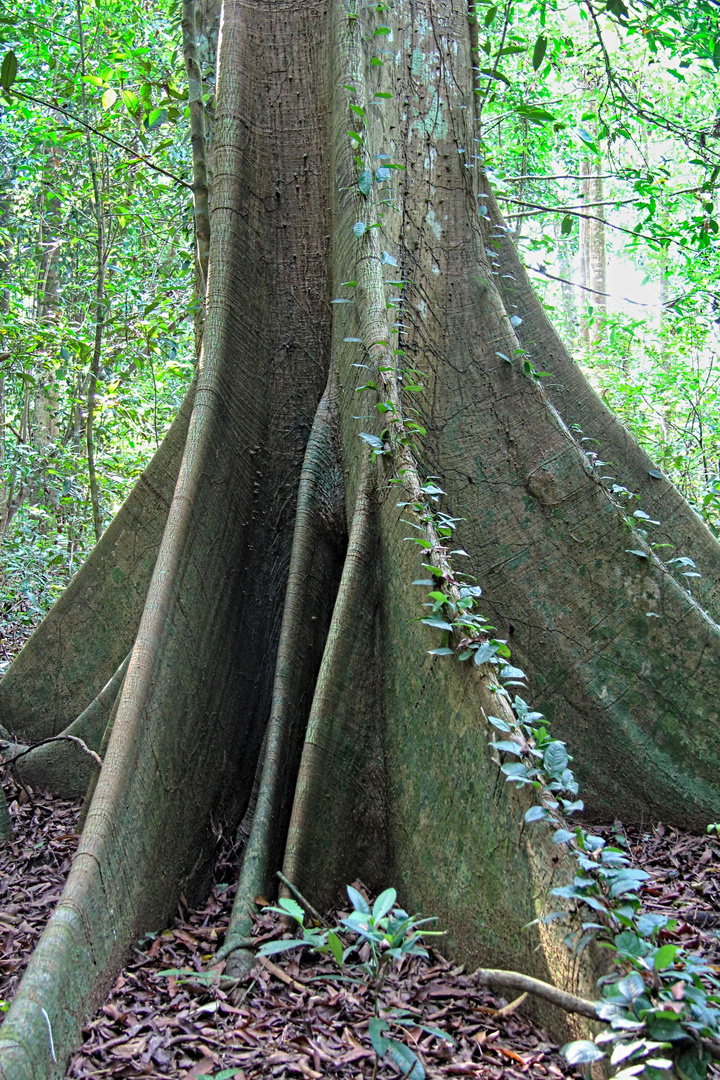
[[9, 89, 193, 190], [498, 186, 703, 214]]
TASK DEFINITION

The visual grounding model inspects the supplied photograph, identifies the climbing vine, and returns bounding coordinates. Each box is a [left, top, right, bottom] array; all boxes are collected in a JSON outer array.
[[342, 4, 720, 1079]]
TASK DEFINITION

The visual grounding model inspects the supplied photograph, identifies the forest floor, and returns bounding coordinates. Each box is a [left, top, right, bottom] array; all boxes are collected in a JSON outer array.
[[1, 769, 719, 1080], [1, 637, 720, 1079]]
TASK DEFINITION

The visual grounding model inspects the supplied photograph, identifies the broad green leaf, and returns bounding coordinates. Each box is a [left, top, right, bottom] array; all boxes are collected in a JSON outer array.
[[353, 221, 367, 238], [675, 1046, 712, 1080], [499, 664, 526, 681], [474, 641, 499, 666], [121, 89, 140, 114], [372, 887, 397, 922], [369, 1017, 390, 1057], [561, 1041, 605, 1066], [653, 943, 677, 970], [532, 35, 547, 70], [358, 431, 383, 449], [1, 51, 17, 91], [421, 617, 454, 631], [357, 170, 372, 196], [543, 741, 569, 775], [328, 930, 343, 967], [490, 739, 522, 755], [257, 938, 308, 955], [276, 897, 304, 923], [347, 885, 370, 913], [388, 1040, 424, 1080]]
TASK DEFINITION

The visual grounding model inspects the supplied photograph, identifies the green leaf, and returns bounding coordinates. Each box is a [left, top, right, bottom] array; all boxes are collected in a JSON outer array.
[[543, 741, 569, 775], [387, 1040, 424, 1080], [553, 829, 575, 844], [561, 215, 573, 236], [525, 805, 548, 823], [347, 885, 370, 913], [421, 617, 454, 632], [515, 105, 556, 123], [532, 35, 547, 70], [490, 739, 523, 755], [121, 89, 140, 114], [372, 887, 397, 922], [374, 26, 391, 35], [369, 1017, 390, 1057], [501, 762, 529, 780], [1, 50, 17, 91], [487, 715, 511, 732], [353, 221, 367, 238], [359, 431, 383, 449], [653, 943, 677, 970], [276, 897, 304, 923], [328, 930, 343, 967], [474, 641, 499, 666], [349, 103, 365, 118], [626, 549, 648, 559], [358, 170, 372, 196], [675, 1047, 712, 1080], [499, 664, 526, 681], [145, 107, 167, 130], [562, 1041, 605, 1066], [429, 647, 455, 656], [636, 913, 667, 937], [257, 938, 308, 955]]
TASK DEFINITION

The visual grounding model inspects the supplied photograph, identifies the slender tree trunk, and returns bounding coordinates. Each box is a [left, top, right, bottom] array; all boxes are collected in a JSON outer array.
[[76, 0, 106, 542], [553, 214, 578, 346], [182, 0, 211, 354], [579, 156, 607, 347]]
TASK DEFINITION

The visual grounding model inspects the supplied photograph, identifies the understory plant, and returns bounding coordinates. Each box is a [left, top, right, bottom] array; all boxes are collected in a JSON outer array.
[[258, 886, 452, 1080]]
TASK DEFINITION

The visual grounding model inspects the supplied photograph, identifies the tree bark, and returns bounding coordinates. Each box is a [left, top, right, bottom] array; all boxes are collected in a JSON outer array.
[[182, 0, 212, 353], [1, 2, 719, 1076]]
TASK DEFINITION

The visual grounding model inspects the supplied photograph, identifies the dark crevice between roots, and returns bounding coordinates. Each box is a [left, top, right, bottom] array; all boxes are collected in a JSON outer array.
[[280, 454, 390, 916], [219, 384, 349, 977]]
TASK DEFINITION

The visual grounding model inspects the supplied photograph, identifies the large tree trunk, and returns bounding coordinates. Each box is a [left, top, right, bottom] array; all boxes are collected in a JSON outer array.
[[1, 1, 720, 1076]]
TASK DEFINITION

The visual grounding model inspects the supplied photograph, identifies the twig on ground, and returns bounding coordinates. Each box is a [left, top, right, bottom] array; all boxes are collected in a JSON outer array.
[[276, 870, 326, 926]]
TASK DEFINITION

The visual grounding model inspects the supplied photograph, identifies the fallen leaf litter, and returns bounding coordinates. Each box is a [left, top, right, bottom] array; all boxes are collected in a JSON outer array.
[[1, 775, 719, 1079]]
